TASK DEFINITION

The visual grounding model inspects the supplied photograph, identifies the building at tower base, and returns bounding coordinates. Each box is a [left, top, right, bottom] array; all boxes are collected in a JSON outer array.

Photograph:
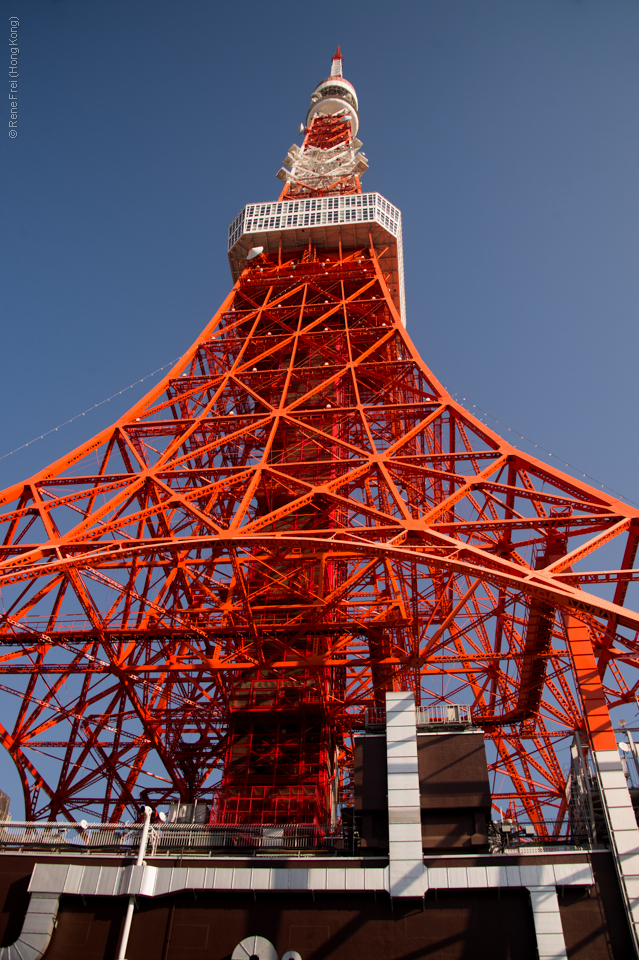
[[0, 692, 635, 959]]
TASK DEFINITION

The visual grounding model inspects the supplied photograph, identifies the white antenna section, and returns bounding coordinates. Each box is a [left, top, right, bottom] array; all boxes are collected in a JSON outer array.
[[276, 138, 368, 195]]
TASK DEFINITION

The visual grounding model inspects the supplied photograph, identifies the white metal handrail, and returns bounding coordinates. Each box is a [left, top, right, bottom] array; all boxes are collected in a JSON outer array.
[[364, 704, 473, 727], [0, 820, 347, 855]]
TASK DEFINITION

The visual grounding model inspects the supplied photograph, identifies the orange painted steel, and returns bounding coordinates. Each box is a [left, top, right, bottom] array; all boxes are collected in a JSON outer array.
[[1, 67, 639, 831]]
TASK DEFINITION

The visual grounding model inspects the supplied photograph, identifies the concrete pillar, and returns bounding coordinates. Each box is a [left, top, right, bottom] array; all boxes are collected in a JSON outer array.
[[385, 690, 426, 898], [594, 749, 639, 946], [527, 886, 567, 960], [564, 613, 639, 953]]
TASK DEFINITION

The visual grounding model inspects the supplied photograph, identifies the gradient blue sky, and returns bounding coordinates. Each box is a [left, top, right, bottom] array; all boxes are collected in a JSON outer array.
[[1, 0, 639, 811]]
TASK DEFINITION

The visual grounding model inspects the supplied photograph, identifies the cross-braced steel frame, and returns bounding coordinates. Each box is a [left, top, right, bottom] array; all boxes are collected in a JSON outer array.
[[1, 79, 638, 833]]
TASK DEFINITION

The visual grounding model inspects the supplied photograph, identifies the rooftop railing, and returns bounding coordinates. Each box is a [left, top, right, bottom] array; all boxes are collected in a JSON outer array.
[[0, 821, 352, 857], [364, 704, 474, 729], [0, 818, 602, 856], [488, 819, 607, 852]]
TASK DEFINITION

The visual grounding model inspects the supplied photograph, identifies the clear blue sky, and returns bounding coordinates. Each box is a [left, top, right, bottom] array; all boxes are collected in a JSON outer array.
[[2, 0, 639, 502], [1, 0, 639, 812]]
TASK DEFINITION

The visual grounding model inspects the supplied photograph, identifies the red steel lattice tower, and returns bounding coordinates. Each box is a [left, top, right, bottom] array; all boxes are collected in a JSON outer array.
[[1, 50, 639, 835]]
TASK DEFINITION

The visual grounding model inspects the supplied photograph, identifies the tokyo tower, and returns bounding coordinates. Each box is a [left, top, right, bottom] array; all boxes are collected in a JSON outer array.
[[1, 48, 639, 859]]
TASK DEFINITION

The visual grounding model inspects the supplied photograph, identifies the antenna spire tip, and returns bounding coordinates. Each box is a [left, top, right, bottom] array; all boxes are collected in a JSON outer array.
[[331, 46, 343, 77]]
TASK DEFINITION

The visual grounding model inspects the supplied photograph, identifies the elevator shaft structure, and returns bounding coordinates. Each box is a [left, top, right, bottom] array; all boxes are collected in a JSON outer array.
[[0, 52, 638, 852]]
